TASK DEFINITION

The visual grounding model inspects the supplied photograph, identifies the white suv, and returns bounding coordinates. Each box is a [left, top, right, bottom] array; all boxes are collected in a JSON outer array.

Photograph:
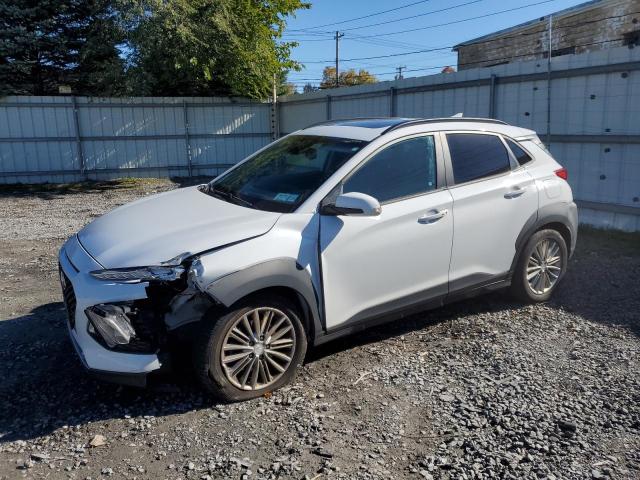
[[59, 117, 577, 401]]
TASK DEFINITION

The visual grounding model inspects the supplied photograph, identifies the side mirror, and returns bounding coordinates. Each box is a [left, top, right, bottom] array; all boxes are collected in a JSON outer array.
[[321, 192, 381, 217]]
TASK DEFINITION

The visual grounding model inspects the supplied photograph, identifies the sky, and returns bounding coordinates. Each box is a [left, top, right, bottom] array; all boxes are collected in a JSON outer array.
[[282, 0, 589, 89]]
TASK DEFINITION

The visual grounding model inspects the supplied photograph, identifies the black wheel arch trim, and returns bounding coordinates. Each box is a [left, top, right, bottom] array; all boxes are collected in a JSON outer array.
[[203, 257, 323, 342], [511, 202, 578, 274]]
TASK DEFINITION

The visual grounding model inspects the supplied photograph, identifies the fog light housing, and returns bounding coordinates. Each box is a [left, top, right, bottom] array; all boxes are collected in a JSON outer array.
[[86, 305, 136, 348]]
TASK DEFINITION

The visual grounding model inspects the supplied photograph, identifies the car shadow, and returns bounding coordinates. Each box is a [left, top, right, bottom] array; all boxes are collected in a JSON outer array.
[[0, 303, 214, 444]]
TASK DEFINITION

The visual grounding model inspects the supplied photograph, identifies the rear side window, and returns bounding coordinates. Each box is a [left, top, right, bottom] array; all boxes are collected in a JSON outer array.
[[506, 139, 533, 165], [447, 133, 511, 184], [344, 136, 437, 203]]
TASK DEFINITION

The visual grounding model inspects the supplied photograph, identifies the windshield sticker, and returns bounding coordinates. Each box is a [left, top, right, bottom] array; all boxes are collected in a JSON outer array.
[[274, 193, 299, 203]]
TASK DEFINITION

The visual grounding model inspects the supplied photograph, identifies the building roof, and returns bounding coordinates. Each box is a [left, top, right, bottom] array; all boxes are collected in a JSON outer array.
[[452, 0, 606, 50]]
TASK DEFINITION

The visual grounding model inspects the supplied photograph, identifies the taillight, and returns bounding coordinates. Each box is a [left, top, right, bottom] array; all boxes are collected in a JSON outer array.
[[555, 168, 568, 180]]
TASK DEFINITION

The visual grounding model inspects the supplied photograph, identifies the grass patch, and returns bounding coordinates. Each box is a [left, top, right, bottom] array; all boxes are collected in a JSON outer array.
[[578, 225, 640, 255]]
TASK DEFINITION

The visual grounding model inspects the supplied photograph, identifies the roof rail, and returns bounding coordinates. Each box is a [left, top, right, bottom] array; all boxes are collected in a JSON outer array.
[[382, 117, 508, 135]]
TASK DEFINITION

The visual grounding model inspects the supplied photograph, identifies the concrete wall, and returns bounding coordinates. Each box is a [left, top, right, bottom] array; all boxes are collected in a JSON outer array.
[[456, 0, 640, 70]]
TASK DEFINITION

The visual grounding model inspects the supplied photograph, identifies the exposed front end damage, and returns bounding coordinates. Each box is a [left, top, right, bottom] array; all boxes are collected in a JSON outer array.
[[59, 235, 222, 387], [163, 274, 217, 332], [85, 261, 219, 354]]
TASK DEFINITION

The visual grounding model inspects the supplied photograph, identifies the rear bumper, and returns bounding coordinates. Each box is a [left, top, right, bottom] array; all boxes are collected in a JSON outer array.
[[59, 235, 163, 385]]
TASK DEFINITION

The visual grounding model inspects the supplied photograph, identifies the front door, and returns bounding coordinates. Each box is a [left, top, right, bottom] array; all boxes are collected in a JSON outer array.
[[319, 135, 454, 330]]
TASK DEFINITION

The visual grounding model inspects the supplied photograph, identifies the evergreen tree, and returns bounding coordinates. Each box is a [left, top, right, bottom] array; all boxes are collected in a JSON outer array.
[[0, 0, 125, 95]]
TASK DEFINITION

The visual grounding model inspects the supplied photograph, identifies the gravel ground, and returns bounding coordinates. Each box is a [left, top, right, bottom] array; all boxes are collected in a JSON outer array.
[[0, 178, 639, 480]]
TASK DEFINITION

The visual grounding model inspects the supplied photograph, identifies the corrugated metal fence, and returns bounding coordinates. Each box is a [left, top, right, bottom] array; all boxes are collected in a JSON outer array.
[[1, 46, 639, 230], [0, 96, 273, 183], [278, 46, 640, 231]]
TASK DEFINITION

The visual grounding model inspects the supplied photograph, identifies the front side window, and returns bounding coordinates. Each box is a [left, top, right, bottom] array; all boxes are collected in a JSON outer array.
[[447, 133, 511, 184], [343, 136, 437, 203], [206, 135, 367, 213]]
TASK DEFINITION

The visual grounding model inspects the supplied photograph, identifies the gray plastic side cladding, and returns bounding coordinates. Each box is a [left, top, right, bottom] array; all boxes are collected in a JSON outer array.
[[204, 257, 323, 340]]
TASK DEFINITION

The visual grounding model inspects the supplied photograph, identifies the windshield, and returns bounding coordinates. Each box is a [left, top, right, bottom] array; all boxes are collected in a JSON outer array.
[[204, 135, 368, 213]]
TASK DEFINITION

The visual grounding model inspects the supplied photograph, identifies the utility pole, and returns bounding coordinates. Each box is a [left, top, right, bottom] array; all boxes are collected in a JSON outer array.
[[546, 14, 553, 146], [395, 66, 406, 80], [334, 31, 344, 88], [271, 72, 279, 140]]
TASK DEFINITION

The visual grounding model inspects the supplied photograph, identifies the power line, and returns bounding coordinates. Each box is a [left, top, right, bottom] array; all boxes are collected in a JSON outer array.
[[346, 0, 559, 39], [292, 0, 559, 63], [340, 0, 485, 32], [287, 0, 433, 32], [300, 46, 452, 64], [282, 0, 484, 44]]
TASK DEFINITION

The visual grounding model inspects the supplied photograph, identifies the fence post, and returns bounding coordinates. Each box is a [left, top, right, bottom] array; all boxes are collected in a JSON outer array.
[[183, 101, 193, 177], [489, 74, 497, 118], [389, 87, 397, 117], [326, 95, 332, 120], [71, 96, 86, 179]]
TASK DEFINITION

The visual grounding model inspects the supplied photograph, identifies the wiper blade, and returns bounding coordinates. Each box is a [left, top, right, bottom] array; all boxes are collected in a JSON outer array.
[[209, 186, 254, 208]]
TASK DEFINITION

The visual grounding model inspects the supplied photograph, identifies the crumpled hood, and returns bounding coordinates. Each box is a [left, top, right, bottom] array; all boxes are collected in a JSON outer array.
[[78, 186, 281, 268]]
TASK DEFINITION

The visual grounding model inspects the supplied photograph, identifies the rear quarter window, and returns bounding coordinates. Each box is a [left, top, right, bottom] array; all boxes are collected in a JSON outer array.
[[506, 138, 534, 165]]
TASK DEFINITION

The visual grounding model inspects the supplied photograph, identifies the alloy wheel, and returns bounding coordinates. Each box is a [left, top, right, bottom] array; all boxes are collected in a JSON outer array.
[[526, 238, 562, 295], [220, 307, 296, 391]]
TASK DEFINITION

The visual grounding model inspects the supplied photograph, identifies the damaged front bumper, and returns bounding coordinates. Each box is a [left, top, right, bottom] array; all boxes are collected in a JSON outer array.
[[59, 236, 166, 386]]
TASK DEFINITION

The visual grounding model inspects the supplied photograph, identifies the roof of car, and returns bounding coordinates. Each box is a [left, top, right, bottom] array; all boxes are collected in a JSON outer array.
[[295, 117, 537, 142]]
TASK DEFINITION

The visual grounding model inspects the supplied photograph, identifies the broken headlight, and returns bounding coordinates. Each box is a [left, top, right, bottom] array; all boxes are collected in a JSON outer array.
[[85, 304, 161, 353], [90, 265, 185, 283], [86, 305, 136, 349]]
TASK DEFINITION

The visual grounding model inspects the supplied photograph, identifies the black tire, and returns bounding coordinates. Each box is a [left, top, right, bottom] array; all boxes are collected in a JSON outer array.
[[192, 294, 307, 402], [511, 229, 568, 303]]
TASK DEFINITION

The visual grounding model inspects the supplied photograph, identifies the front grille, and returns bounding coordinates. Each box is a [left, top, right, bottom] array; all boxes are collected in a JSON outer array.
[[60, 268, 77, 329]]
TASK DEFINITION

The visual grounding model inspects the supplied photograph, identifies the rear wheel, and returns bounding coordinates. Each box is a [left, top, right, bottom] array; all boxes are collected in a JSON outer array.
[[193, 295, 307, 402], [511, 229, 567, 303]]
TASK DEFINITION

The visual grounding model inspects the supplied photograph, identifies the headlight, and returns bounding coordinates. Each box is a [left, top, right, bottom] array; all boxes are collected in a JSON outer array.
[[86, 305, 136, 348], [90, 265, 185, 283]]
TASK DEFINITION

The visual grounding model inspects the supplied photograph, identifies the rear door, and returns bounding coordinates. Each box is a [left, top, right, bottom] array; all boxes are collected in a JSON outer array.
[[319, 134, 454, 330], [443, 132, 538, 291]]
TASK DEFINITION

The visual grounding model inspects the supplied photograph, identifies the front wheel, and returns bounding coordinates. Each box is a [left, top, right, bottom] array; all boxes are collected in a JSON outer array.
[[511, 229, 568, 303], [193, 295, 307, 402]]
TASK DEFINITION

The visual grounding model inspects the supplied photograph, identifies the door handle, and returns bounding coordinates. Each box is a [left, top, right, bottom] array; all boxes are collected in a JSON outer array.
[[504, 187, 526, 199], [418, 209, 448, 224]]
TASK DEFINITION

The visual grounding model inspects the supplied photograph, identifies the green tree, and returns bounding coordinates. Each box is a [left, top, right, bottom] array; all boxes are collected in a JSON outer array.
[[0, 0, 126, 96], [123, 0, 309, 98], [276, 70, 297, 97], [319, 66, 377, 89]]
